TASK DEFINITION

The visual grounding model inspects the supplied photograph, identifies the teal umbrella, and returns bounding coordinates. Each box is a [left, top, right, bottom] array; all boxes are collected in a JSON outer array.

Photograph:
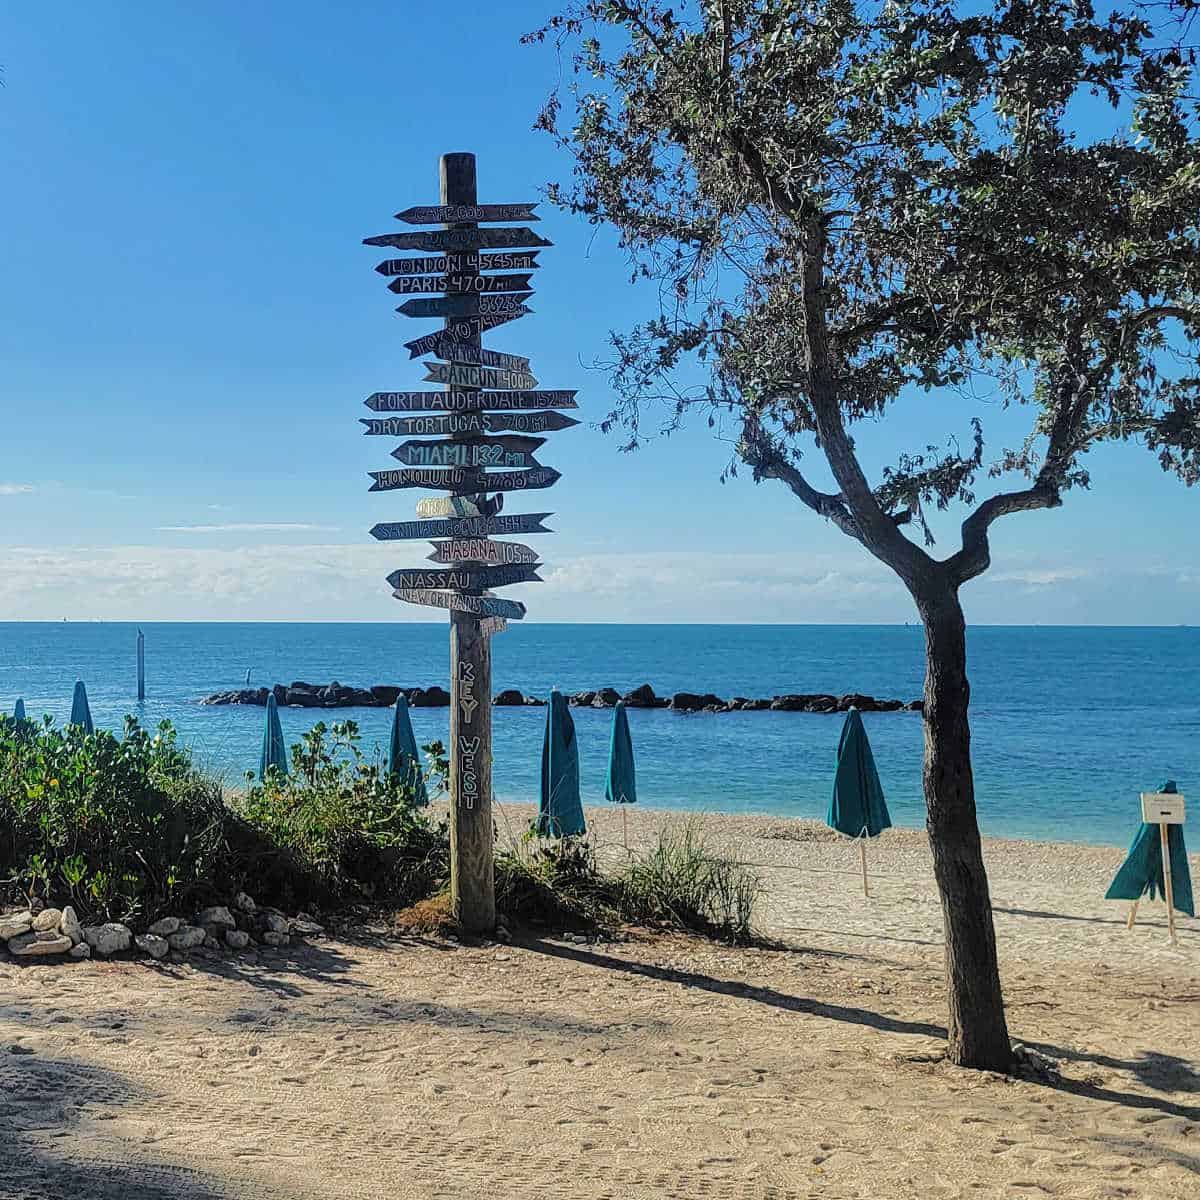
[[387, 694, 428, 806], [69, 681, 94, 734], [538, 689, 585, 838], [259, 693, 289, 781], [1106, 781, 1193, 933], [828, 706, 891, 895], [605, 700, 637, 849], [13, 698, 26, 722]]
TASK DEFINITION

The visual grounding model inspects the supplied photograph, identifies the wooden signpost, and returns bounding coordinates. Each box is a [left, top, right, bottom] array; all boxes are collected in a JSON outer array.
[[360, 152, 575, 935], [1127, 791, 1187, 944]]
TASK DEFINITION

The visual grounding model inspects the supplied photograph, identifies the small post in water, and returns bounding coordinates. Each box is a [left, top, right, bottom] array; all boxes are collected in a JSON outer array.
[[137, 628, 145, 703]]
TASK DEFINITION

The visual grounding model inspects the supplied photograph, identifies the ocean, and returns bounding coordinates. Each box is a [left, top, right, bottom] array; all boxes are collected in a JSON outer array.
[[1, 622, 1196, 847]]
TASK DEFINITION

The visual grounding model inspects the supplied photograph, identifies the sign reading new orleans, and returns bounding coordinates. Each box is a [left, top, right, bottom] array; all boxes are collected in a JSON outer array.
[[369, 513, 553, 542], [391, 435, 545, 469], [391, 589, 528, 621], [376, 251, 541, 277]]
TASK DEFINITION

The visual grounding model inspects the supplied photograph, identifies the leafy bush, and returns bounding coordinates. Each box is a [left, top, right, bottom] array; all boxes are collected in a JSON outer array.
[[493, 822, 763, 944], [233, 720, 449, 911], [0, 715, 229, 923], [617, 822, 763, 944]]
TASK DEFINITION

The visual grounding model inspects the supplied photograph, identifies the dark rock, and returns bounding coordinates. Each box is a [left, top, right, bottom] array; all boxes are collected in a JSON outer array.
[[906, 699, 924, 712], [742, 698, 772, 711], [371, 685, 401, 707], [671, 692, 725, 712], [494, 689, 526, 706], [726, 697, 750, 711], [622, 683, 658, 708], [876, 699, 903, 712], [273, 683, 287, 706], [410, 686, 450, 707], [591, 687, 621, 708], [284, 687, 322, 708], [524, 695, 547, 706], [838, 693, 878, 712], [569, 691, 597, 707]]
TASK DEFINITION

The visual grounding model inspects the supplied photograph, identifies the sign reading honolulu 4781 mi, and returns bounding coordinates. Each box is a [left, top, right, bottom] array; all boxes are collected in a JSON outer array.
[[358, 151, 577, 935]]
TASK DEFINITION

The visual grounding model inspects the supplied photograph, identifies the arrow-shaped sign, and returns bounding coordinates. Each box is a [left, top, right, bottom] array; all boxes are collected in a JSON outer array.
[[370, 513, 553, 541], [362, 411, 578, 437], [479, 616, 508, 637], [428, 538, 540, 565], [393, 589, 527, 621], [394, 203, 539, 225], [369, 466, 561, 496], [365, 228, 551, 253], [376, 251, 541, 277], [365, 390, 578, 413], [396, 293, 532, 319], [440, 310, 529, 340], [391, 435, 545, 469], [388, 272, 533, 296], [401, 330, 532, 368], [423, 361, 539, 390], [387, 563, 542, 591]]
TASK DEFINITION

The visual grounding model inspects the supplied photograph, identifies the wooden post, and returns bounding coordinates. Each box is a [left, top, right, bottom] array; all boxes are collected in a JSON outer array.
[[860, 838, 869, 897], [136, 628, 145, 703], [1158, 822, 1177, 945], [1126, 899, 1139, 930], [442, 152, 496, 934]]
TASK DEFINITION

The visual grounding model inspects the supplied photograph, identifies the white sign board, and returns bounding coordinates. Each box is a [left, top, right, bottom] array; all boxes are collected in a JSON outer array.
[[1140, 792, 1185, 825]]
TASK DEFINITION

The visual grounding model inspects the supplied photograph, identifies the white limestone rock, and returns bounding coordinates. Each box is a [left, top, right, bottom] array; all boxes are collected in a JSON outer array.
[[33, 907, 63, 932], [233, 891, 257, 914], [261, 931, 289, 947], [224, 929, 251, 950], [69, 942, 91, 960], [9, 931, 73, 957], [83, 923, 133, 956], [196, 906, 235, 930], [135, 934, 169, 960], [0, 912, 33, 940], [59, 906, 84, 945], [167, 925, 206, 951], [147, 916, 180, 936]]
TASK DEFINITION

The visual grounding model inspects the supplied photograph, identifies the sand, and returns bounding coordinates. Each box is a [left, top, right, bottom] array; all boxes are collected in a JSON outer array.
[[2, 805, 1197, 1199]]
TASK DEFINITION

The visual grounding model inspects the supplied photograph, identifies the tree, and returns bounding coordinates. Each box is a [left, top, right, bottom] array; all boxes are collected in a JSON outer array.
[[527, 0, 1200, 1069]]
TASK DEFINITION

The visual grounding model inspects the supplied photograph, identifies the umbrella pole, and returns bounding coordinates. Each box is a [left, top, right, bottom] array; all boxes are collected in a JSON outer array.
[[1126, 899, 1140, 930], [622, 806, 629, 855], [1158, 822, 1177, 945], [860, 838, 869, 898]]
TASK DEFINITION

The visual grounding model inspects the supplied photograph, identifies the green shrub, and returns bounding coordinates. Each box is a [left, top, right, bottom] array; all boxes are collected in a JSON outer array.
[[0, 714, 230, 923], [233, 720, 449, 910], [617, 821, 763, 944]]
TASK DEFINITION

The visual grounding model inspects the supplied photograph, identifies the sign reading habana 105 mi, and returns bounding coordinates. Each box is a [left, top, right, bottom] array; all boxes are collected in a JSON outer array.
[[391, 435, 544, 469], [369, 466, 561, 496], [365, 390, 578, 413], [364, 227, 550, 253], [369, 512, 553, 542], [428, 538, 540, 565], [376, 251, 540, 277], [393, 589, 527, 621]]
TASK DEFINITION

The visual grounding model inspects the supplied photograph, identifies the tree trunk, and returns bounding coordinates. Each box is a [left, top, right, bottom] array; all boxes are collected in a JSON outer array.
[[918, 589, 1012, 1071]]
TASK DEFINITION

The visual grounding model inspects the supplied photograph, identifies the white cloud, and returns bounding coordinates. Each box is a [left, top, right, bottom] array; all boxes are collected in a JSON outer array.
[[0, 483, 35, 496], [156, 522, 338, 533]]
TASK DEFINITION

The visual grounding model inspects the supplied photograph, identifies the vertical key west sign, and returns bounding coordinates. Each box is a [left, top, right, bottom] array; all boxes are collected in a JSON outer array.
[[361, 153, 578, 934]]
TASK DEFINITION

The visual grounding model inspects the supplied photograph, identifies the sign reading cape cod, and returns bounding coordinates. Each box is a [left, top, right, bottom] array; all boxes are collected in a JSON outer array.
[[361, 153, 578, 932]]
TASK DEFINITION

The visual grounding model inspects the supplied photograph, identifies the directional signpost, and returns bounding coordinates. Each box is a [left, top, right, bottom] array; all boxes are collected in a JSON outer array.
[[360, 152, 576, 935]]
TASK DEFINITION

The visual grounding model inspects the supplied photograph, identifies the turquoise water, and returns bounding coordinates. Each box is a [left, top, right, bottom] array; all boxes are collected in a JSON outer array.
[[1, 622, 1197, 846]]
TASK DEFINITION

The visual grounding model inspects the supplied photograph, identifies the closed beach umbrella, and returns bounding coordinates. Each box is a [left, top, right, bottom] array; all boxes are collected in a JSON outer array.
[[387, 694, 428, 806], [1106, 781, 1194, 930], [605, 700, 637, 850], [13, 698, 26, 722], [259, 693, 289, 781], [69, 681, 94, 734], [828, 706, 892, 896], [538, 689, 585, 838]]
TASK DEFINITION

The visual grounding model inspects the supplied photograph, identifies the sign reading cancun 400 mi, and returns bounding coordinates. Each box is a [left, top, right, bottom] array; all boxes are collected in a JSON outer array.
[[360, 152, 576, 935]]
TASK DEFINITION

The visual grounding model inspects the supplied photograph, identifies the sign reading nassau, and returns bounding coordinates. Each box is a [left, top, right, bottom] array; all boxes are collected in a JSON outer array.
[[387, 563, 542, 591]]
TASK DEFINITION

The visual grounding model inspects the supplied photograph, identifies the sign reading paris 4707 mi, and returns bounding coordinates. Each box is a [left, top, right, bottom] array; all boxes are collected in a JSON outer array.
[[359, 152, 576, 936]]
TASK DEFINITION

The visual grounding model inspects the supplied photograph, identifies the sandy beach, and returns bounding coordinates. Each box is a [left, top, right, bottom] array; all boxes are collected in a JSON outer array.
[[2, 806, 1197, 1199]]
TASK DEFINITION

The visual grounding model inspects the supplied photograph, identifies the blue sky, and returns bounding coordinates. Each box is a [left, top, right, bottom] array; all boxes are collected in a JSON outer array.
[[1, 1, 1195, 624]]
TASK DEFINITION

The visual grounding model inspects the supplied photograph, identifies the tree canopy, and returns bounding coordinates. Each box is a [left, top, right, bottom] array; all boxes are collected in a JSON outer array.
[[528, 0, 1199, 594]]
